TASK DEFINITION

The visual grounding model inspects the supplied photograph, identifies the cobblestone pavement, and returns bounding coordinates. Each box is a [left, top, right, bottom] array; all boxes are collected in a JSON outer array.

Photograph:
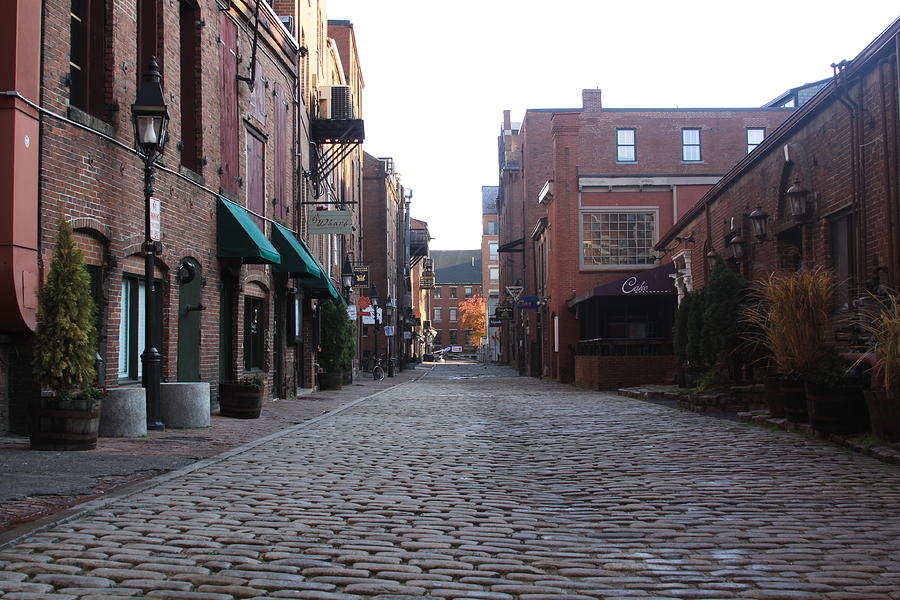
[[1, 362, 900, 599]]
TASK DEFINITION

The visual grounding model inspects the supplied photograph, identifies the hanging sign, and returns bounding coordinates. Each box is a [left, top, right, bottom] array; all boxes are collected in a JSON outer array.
[[352, 265, 369, 287], [489, 316, 502, 327], [149, 197, 161, 241], [346, 305, 357, 321], [308, 209, 353, 234], [518, 296, 540, 310], [494, 305, 513, 320]]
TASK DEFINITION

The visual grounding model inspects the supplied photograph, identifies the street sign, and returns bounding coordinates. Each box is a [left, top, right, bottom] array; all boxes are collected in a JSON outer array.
[[505, 285, 524, 300], [494, 305, 513, 320], [149, 197, 161, 241], [489, 316, 502, 327], [518, 295, 540, 310], [384, 325, 395, 337]]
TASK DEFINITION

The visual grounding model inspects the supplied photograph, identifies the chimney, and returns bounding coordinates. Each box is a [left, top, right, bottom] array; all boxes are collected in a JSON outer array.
[[582, 89, 602, 112]]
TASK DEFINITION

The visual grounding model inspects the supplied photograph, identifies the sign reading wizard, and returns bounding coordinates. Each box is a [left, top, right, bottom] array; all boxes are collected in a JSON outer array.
[[308, 209, 353, 234]]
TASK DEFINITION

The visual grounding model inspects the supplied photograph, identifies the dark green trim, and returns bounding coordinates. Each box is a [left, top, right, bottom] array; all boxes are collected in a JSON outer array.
[[216, 198, 281, 264]]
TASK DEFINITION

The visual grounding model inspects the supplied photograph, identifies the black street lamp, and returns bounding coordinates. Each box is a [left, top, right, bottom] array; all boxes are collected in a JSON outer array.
[[131, 58, 169, 431], [385, 297, 396, 377], [370, 287, 380, 378], [340, 254, 354, 301]]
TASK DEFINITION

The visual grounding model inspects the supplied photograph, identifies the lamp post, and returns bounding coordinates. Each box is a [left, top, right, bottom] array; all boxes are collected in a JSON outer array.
[[370, 287, 379, 378], [131, 58, 169, 431], [385, 297, 396, 377], [340, 254, 354, 302]]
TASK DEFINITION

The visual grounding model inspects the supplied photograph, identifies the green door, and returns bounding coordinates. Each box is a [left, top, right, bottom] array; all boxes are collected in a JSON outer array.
[[177, 259, 203, 381]]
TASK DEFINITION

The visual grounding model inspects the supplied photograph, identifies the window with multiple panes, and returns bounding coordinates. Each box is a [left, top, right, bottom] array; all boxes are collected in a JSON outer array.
[[581, 210, 657, 267], [449, 287, 458, 299], [489, 242, 498, 260], [244, 297, 265, 371], [746, 128, 765, 153], [682, 128, 701, 161], [464, 287, 472, 298], [485, 221, 498, 235], [449, 308, 458, 322], [433, 286, 442, 299], [449, 330, 458, 345], [616, 128, 636, 162], [433, 307, 442, 322], [70, 0, 108, 119], [489, 267, 499, 283]]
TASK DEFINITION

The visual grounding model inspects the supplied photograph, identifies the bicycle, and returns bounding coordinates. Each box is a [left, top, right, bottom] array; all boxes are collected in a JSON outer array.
[[372, 356, 385, 381]]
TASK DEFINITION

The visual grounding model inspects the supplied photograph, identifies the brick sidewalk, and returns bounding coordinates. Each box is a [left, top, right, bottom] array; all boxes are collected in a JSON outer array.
[[0, 365, 429, 534]]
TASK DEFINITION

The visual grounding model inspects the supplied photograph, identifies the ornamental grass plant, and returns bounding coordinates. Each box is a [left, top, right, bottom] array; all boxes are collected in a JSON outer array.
[[740, 267, 836, 377], [854, 289, 900, 394]]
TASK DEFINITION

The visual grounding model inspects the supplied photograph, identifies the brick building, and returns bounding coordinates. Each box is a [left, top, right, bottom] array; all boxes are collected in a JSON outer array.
[[429, 250, 482, 354], [658, 18, 900, 349], [481, 186, 500, 360], [498, 92, 795, 386], [0, 0, 365, 433]]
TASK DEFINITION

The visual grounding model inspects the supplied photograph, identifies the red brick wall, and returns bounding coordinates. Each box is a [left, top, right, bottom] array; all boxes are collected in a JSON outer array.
[[575, 355, 678, 390]]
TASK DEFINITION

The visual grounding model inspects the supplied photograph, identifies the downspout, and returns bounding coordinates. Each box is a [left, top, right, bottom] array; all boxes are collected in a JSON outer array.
[[878, 56, 898, 288], [832, 60, 865, 297]]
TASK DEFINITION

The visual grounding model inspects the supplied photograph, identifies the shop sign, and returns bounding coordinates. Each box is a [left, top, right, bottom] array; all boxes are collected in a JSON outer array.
[[346, 305, 357, 321], [489, 316, 502, 327], [494, 305, 513, 320], [518, 296, 540, 310], [352, 265, 369, 287], [420, 274, 435, 289], [308, 209, 353, 234]]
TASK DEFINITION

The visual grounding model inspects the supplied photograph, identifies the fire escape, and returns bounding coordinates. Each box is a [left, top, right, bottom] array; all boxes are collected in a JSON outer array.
[[308, 86, 365, 202]]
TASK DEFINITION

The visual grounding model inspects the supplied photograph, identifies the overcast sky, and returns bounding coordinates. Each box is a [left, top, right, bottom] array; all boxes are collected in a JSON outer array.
[[326, 1, 898, 250]]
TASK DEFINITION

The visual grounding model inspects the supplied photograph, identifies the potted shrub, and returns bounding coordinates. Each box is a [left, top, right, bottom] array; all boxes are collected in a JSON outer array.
[[219, 373, 265, 419], [318, 300, 352, 390], [30, 220, 103, 451], [741, 268, 835, 422], [853, 290, 900, 441]]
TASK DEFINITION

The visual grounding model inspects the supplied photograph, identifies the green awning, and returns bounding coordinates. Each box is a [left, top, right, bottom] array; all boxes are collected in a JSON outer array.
[[217, 198, 281, 264], [271, 223, 323, 278], [298, 272, 346, 305]]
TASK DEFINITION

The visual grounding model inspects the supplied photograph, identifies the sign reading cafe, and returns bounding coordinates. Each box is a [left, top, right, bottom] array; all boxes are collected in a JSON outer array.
[[308, 209, 353, 234]]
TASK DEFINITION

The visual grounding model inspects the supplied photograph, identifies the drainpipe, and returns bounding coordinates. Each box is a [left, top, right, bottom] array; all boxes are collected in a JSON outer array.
[[832, 60, 866, 297], [878, 56, 898, 288]]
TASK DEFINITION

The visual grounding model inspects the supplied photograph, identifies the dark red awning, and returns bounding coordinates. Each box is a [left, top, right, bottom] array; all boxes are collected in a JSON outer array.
[[569, 262, 677, 307]]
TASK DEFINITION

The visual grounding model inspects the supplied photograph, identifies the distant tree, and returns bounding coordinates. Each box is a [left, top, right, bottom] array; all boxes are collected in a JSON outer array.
[[458, 296, 486, 342]]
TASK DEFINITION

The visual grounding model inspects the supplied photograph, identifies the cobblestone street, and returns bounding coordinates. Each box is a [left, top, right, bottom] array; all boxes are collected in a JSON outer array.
[[2, 362, 900, 599]]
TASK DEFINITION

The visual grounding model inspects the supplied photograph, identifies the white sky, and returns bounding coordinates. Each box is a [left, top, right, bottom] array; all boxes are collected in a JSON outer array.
[[327, 0, 898, 250]]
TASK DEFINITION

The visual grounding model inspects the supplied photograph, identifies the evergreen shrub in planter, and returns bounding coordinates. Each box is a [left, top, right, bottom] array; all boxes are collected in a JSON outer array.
[[30, 220, 103, 451]]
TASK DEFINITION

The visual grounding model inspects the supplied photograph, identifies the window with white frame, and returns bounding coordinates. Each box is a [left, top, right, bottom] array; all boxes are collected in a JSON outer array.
[[489, 266, 499, 282], [433, 286, 441, 299], [581, 209, 657, 267], [489, 242, 498, 260], [464, 286, 472, 298], [433, 307, 442, 322], [682, 128, 701, 161], [118, 277, 146, 381], [616, 128, 636, 162], [747, 128, 765, 153], [449, 307, 458, 322]]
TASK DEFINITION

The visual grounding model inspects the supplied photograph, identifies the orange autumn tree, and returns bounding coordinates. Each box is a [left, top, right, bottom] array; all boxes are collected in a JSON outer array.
[[458, 296, 487, 344]]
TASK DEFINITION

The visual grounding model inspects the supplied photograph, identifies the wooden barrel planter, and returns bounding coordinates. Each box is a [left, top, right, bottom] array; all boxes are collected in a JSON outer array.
[[30, 392, 102, 451], [806, 383, 868, 435], [864, 390, 900, 441], [319, 371, 343, 391], [218, 382, 265, 419]]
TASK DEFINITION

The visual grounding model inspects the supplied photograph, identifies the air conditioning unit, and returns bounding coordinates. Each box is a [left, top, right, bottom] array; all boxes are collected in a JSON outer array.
[[317, 85, 354, 119], [278, 16, 295, 35]]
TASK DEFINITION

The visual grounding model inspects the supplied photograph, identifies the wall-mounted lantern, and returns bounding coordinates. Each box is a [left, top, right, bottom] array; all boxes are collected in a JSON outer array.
[[786, 178, 810, 220], [749, 206, 770, 240]]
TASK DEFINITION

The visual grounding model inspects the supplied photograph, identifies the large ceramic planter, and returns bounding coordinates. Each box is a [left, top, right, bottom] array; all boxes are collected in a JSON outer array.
[[218, 382, 264, 419], [864, 390, 900, 441], [30, 391, 102, 451], [805, 382, 868, 435], [319, 371, 343, 391]]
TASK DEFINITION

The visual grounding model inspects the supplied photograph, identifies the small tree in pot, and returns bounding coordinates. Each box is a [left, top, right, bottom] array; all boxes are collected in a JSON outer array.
[[31, 219, 103, 450], [318, 300, 353, 390]]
